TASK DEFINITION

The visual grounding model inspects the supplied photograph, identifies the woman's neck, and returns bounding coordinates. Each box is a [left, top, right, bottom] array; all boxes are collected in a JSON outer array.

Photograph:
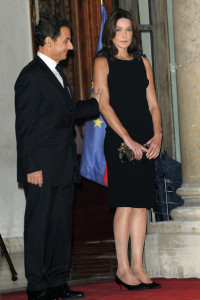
[[115, 49, 131, 60]]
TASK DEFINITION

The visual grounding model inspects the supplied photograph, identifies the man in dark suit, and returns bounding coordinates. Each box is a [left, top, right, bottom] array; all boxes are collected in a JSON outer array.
[[15, 16, 100, 300]]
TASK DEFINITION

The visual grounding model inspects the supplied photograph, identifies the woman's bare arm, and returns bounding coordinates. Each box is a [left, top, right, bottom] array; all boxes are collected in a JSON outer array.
[[142, 56, 162, 159]]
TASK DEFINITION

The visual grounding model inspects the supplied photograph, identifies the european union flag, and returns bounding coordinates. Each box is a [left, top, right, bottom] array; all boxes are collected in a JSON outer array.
[[80, 4, 107, 186]]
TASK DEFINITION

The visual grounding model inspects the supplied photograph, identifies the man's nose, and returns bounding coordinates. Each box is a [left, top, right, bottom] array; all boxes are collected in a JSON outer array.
[[68, 40, 73, 50]]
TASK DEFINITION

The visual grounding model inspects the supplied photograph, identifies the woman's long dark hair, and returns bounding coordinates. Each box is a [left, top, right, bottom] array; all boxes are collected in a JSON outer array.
[[97, 9, 140, 58]]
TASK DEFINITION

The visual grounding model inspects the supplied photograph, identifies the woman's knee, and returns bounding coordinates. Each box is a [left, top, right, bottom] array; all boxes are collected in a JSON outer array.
[[132, 207, 146, 215]]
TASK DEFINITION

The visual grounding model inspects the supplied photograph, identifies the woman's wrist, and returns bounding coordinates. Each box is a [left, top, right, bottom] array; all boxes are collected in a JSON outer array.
[[153, 124, 162, 133], [122, 132, 129, 142], [153, 125, 162, 137], [154, 130, 162, 139]]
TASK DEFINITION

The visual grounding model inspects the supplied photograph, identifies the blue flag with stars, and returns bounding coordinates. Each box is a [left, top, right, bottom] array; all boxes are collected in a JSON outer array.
[[80, 4, 107, 186]]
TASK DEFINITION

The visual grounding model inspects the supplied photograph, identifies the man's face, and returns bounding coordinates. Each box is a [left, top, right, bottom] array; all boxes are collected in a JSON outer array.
[[50, 26, 73, 62]]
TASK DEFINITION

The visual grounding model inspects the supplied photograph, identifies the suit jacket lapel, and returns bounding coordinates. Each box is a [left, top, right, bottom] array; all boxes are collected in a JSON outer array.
[[34, 56, 75, 111]]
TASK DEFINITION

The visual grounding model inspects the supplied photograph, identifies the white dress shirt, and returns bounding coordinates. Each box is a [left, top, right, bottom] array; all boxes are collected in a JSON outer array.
[[37, 51, 64, 87]]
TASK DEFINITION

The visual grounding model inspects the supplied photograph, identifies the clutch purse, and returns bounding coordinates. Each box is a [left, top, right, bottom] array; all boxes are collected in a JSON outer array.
[[118, 142, 150, 164]]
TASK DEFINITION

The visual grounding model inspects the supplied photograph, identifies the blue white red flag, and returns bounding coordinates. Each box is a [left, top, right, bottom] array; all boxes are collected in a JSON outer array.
[[80, 4, 107, 186]]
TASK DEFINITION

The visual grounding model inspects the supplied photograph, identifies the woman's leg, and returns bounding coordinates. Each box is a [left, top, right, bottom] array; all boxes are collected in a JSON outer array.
[[114, 207, 140, 285], [129, 208, 152, 283]]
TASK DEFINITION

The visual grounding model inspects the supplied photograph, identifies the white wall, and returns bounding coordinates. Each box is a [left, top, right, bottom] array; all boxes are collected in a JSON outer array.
[[0, 0, 33, 238]]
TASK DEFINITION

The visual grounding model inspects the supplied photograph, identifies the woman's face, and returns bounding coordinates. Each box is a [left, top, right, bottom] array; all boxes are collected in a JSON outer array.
[[112, 18, 133, 50]]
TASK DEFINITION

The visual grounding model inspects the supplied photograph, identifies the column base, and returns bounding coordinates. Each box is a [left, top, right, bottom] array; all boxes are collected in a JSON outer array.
[[170, 184, 200, 220], [144, 221, 200, 278]]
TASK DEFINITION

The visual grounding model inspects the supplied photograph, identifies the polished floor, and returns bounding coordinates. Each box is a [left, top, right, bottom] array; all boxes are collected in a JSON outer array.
[[0, 240, 117, 294]]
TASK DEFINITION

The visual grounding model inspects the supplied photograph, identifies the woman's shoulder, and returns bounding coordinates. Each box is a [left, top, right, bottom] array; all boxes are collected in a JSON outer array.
[[94, 56, 109, 69], [140, 55, 152, 73], [140, 55, 150, 65], [94, 55, 109, 78], [133, 52, 151, 71]]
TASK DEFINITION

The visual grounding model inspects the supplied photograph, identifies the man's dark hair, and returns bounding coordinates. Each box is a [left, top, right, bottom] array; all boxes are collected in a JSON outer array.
[[34, 15, 71, 46], [97, 9, 140, 58]]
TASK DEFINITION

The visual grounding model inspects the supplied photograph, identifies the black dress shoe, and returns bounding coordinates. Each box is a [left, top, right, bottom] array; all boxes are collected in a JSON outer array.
[[60, 290, 85, 299], [27, 289, 58, 300], [49, 285, 84, 299], [115, 275, 146, 291], [27, 289, 47, 300], [142, 281, 161, 289]]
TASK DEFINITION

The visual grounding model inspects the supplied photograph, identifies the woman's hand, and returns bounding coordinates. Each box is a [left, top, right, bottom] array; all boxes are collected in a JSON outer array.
[[146, 131, 162, 159], [123, 135, 147, 160]]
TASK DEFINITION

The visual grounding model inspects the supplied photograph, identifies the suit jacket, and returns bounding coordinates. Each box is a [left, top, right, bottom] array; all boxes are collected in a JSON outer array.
[[15, 56, 99, 185]]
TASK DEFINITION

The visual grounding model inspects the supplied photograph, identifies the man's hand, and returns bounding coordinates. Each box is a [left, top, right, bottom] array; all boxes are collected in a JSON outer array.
[[91, 87, 102, 104], [27, 170, 43, 187]]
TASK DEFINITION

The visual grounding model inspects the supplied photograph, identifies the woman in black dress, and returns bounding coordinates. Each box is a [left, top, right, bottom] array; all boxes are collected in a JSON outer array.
[[94, 9, 162, 290]]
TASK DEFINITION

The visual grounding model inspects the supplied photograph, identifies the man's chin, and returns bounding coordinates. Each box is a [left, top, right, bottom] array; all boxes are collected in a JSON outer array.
[[58, 53, 67, 61], [61, 54, 67, 61]]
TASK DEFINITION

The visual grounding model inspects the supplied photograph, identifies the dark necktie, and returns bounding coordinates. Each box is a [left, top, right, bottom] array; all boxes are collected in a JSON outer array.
[[55, 64, 72, 97]]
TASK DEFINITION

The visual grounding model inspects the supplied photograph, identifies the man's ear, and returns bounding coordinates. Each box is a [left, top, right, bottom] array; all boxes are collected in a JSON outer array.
[[44, 37, 52, 47]]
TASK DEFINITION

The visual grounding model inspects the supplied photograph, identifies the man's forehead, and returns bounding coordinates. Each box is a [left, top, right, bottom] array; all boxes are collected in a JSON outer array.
[[59, 27, 71, 39], [60, 26, 70, 34]]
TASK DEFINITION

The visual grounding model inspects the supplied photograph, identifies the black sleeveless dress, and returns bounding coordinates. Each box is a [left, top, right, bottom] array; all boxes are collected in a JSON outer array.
[[104, 54, 155, 209]]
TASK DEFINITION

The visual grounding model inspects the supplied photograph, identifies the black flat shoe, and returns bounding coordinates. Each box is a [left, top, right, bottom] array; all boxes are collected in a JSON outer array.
[[115, 275, 145, 290], [142, 281, 161, 289]]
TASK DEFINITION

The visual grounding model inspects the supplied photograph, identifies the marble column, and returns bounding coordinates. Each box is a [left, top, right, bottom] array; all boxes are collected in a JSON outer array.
[[144, 0, 200, 278], [170, 0, 200, 220]]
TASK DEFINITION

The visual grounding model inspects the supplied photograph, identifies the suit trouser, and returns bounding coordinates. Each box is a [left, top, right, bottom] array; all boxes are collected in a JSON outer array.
[[23, 180, 74, 291]]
